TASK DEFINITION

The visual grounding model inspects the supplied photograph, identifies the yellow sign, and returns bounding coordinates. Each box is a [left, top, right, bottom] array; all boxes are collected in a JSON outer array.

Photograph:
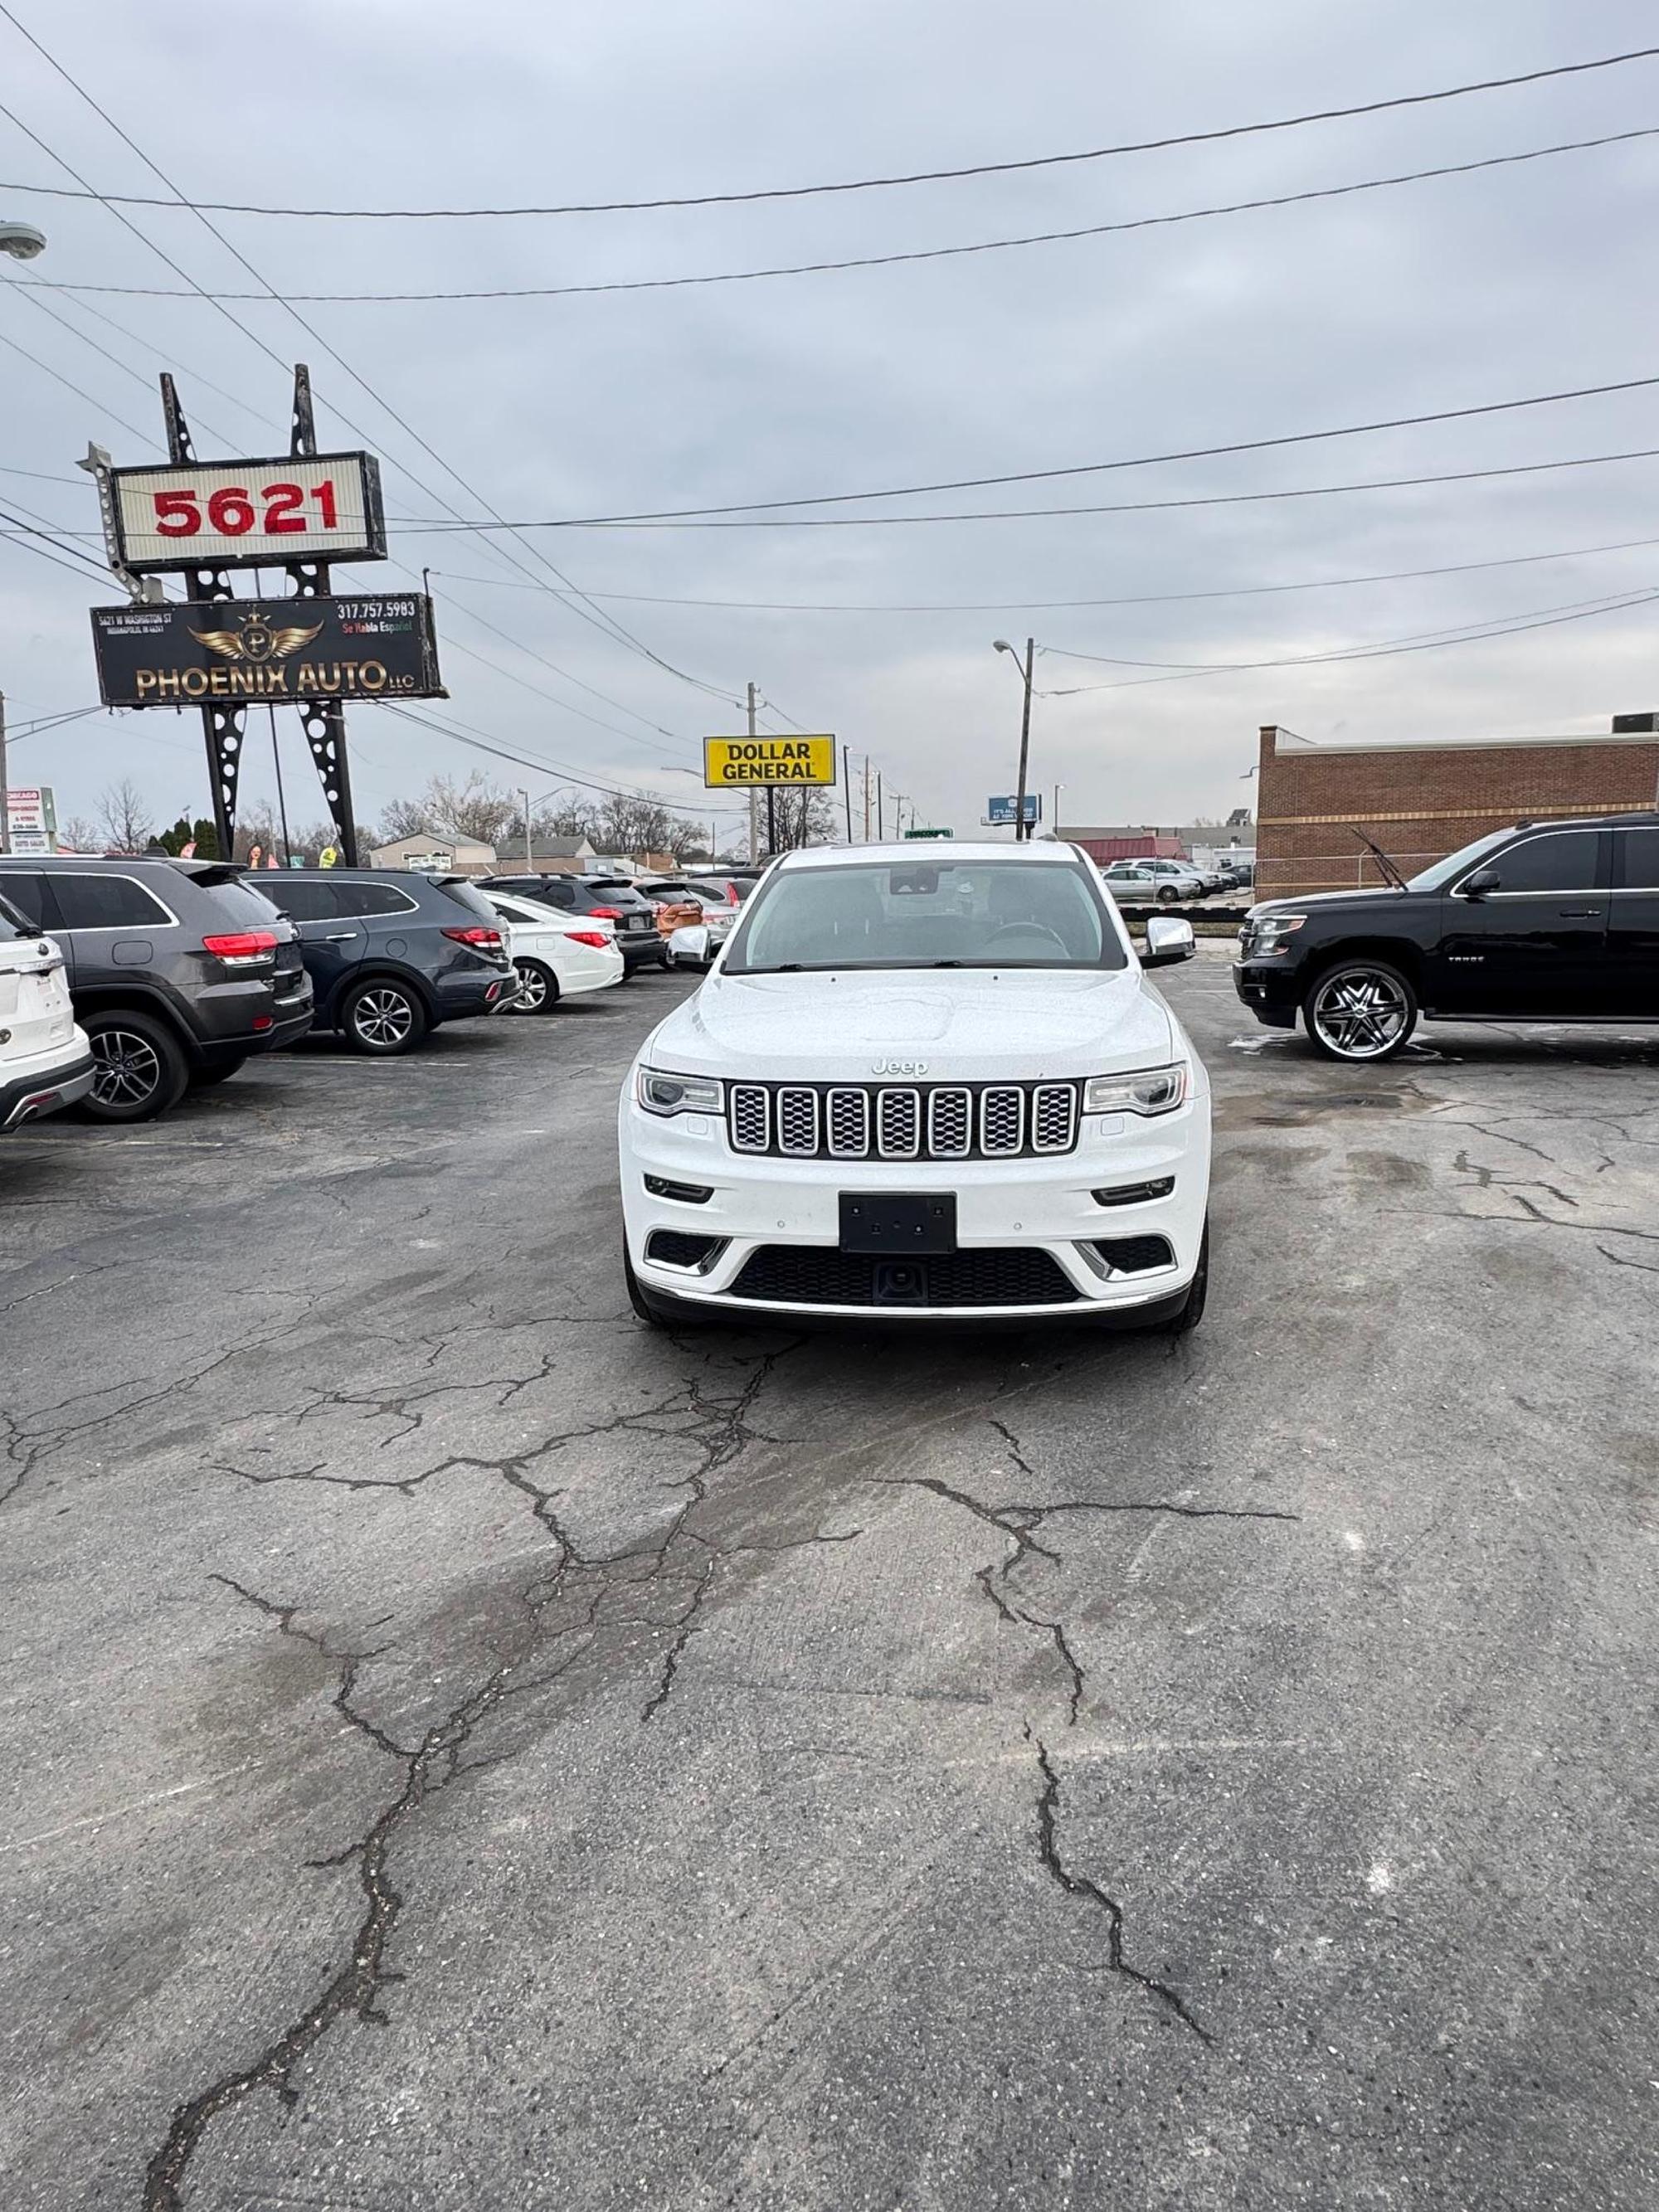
[[703, 733, 836, 788]]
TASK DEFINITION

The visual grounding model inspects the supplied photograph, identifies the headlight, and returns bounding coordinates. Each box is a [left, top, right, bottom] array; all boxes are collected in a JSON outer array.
[[635, 1065, 725, 1116], [1084, 1064, 1188, 1116], [1247, 913, 1305, 954]]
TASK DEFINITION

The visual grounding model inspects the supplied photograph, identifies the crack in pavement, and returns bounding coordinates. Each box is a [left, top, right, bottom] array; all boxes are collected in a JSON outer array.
[[1031, 1731, 1214, 2046]]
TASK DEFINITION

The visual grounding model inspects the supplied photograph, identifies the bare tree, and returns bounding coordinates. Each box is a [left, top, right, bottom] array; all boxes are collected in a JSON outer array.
[[587, 793, 701, 860], [95, 778, 154, 853], [377, 795, 432, 841], [531, 792, 596, 842], [770, 785, 836, 851], [374, 772, 519, 848], [57, 814, 101, 854]]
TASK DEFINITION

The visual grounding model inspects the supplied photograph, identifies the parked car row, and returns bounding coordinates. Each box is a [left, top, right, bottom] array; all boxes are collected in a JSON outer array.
[[0, 854, 648, 1129], [1098, 857, 1252, 902]]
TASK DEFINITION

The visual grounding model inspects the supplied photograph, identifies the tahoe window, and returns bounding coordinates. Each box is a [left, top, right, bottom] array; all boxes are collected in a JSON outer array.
[[727, 859, 1126, 973], [1477, 831, 1602, 895], [46, 872, 173, 929], [1615, 828, 1659, 889]]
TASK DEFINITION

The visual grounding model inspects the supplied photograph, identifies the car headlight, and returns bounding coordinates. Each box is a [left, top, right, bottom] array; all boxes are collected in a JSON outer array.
[[1246, 913, 1305, 955], [636, 1066, 725, 1116], [1084, 1063, 1189, 1116]]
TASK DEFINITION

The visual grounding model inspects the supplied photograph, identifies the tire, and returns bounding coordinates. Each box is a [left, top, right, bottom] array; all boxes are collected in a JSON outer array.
[[339, 976, 429, 1057], [1302, 959, 1418, 1062], [1162, 1219, 1209, 1335], [1156, 883, 1180, 905], [188, 1056, 248, 1087], [80, 1009, 190, 1122], [511, 959, 559, 1015]]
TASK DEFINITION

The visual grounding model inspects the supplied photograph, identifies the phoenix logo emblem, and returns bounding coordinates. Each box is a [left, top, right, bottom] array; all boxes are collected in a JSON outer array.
[[188, 610, 324, 666]]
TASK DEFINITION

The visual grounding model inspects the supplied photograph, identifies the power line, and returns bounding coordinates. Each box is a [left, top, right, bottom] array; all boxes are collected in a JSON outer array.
[[0, 499, 120, 584], [426, 531, 1659, 613], [402, 373, 1659, 527], [1041, 585, 1659, 693], [0, 317, 158, 446], [381, 702, 748, 815], [0, 36, 739, 720], [16, 126, 1652, 303], [1, 44, 1654, 216], [396, 442, 1659, 534]]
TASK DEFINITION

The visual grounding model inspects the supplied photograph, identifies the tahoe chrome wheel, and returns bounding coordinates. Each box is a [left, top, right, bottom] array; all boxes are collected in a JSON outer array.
[[353, 988, 415, 1048], [1308, 966, 1413, 1059], [90, 1028, 162, 1107]]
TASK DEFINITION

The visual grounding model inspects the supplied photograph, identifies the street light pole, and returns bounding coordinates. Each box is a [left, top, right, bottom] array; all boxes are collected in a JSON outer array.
[[519, 786, 533, 868], [994, 637, 1036, 840]]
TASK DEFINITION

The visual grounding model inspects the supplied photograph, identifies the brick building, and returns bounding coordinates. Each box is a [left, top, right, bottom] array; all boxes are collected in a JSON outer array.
[[1255, 719, 1659, 897]]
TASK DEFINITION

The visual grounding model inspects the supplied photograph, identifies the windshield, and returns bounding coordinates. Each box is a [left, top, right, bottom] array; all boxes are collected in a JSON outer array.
[[1404, 829, 1513, 892], [726, 858, 1126, 974]]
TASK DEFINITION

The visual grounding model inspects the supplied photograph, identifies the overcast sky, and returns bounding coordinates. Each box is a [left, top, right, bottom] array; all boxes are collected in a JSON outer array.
[[3, 0, 1657, 845]]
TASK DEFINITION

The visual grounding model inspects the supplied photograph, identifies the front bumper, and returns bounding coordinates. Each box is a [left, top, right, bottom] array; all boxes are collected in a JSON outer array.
[[1233, 959, 1301, 1028], [619, 1092, 1210, 1322]]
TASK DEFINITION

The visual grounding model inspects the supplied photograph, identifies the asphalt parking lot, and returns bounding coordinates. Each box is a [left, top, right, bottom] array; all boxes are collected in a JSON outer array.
[[3, 946, 1655, 2210]]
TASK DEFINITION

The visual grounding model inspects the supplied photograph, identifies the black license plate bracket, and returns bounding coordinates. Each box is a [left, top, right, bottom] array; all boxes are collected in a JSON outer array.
[[839, 1193, 957, 1255]]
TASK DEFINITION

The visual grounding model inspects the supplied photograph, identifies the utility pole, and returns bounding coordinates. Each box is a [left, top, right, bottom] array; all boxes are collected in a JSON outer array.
[[876, 770, 884, 842], [519, 786, 533, 868], [0, 692, 8, 856], [843, 742, 853, 843], [862, 756, 871, 842], [1014, 636, 1034, 842], [747, 681, 759, 865]]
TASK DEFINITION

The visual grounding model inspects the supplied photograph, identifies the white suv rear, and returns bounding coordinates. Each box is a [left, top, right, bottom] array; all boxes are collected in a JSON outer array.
[[0, 892, 92, 1130]]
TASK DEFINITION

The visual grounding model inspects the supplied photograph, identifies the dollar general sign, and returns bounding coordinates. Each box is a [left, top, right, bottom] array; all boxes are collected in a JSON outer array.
[[703, 734, 837, 788]]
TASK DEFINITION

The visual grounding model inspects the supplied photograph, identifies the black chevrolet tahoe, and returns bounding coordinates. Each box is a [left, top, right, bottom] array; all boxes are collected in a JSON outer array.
[[1234, 810, 1659, 1061]]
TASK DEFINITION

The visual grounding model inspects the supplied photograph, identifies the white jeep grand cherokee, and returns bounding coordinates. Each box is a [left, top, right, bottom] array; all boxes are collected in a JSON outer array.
[[619, 843, 1210, 1330]]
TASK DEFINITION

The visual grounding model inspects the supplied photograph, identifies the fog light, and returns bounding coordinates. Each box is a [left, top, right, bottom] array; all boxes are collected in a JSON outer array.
[[645, 1174, 713, 1204], [645, 1229, 728, 1272], [1091, 1177, 1175, 1207]]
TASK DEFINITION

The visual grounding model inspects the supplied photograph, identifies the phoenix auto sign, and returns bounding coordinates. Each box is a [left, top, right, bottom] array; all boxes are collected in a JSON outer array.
[[90, 596, 446, 708]]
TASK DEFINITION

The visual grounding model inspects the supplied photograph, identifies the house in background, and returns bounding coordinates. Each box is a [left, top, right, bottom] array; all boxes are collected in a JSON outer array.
[[491, 834, 599, 876], [368, 834, 498, 876]]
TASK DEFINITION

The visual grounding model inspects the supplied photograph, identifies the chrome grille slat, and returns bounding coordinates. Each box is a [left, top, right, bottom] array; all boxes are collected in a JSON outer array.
[[725, 1081, 1078, 1159], [827, 1087, 869, 1157], [776, 1087, 820, 1155], [876, 1087, 921, 1159], [1031, 1082, 1078, 1154], [980, 1086, 1024, 1155], [927, 1087, 972, 1157], [730, 1084, 770, 1153]]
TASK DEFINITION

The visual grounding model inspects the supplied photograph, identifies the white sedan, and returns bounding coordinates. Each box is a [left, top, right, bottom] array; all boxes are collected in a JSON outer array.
[[480, 891, 625, 1013]]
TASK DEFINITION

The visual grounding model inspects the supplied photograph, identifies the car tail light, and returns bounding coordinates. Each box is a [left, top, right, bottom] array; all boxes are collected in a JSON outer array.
[[588, 905, 624, 920], [566, 930, 610, 948], [202, 930, 279, 966], [252, 1014, 274, 1032], [441, 925, 503, 947]]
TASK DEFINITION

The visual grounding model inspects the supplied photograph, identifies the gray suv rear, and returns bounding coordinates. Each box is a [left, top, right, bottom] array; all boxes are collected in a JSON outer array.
[[259, 869, 518, 1053], [0, 856, 314, 1121]]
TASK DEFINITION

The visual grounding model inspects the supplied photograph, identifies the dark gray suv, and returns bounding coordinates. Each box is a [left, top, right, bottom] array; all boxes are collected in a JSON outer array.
[[479, 873, 667, 971], [0, 856, 314, 1120], [260, 869, 518, 1054]]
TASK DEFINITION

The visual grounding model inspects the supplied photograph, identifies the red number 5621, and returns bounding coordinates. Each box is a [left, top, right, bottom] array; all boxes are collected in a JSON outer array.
[[151, 481, 339, 537]]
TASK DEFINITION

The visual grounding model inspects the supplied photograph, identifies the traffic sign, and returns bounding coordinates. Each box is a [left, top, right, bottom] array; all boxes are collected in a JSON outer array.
[[703, 733, 836, 787], [903, 827, 952, 839]]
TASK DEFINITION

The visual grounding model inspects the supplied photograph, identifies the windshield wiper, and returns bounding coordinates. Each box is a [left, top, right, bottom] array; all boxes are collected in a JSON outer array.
[[1349, 827, 1407, 892]]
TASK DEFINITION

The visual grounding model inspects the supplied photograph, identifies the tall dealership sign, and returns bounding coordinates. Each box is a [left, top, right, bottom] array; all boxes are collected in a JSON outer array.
[[81, 368, 423, 864]]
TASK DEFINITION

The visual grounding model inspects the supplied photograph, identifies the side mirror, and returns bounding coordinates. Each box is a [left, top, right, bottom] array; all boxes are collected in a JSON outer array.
[[1461, 867, 1500, 898], [668, 922, 712, 968], [1141, 915, 1195, 966]]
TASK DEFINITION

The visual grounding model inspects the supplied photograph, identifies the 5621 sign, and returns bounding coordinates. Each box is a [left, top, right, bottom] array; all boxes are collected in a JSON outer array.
[[110, 452, 386, 572]]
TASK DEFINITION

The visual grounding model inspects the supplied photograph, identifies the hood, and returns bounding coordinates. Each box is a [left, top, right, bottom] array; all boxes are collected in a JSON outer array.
[[641, 966, 1175, 1083], [1247, 886, 1408, 921]]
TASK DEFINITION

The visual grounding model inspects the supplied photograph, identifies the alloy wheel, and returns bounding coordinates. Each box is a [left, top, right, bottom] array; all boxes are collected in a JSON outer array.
[[513, 960, 548, 1012], [90, 1028, 163, 1109], [353, 988, 416, 1048], [1310, 969, 1411, 1059]]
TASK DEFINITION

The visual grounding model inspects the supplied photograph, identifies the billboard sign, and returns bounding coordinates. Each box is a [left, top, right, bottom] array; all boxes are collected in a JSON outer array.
[[985, 794, 1041, 825], [5, 785, 55, 834], [6, 829, 52, 855], [109, 452, 386, 572], [90, 595, 445, 707], [703, 733, 837, 788]]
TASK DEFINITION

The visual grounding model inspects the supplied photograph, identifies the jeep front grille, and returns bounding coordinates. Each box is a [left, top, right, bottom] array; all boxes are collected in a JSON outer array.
[[724, 1080, 1081, 1161]]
